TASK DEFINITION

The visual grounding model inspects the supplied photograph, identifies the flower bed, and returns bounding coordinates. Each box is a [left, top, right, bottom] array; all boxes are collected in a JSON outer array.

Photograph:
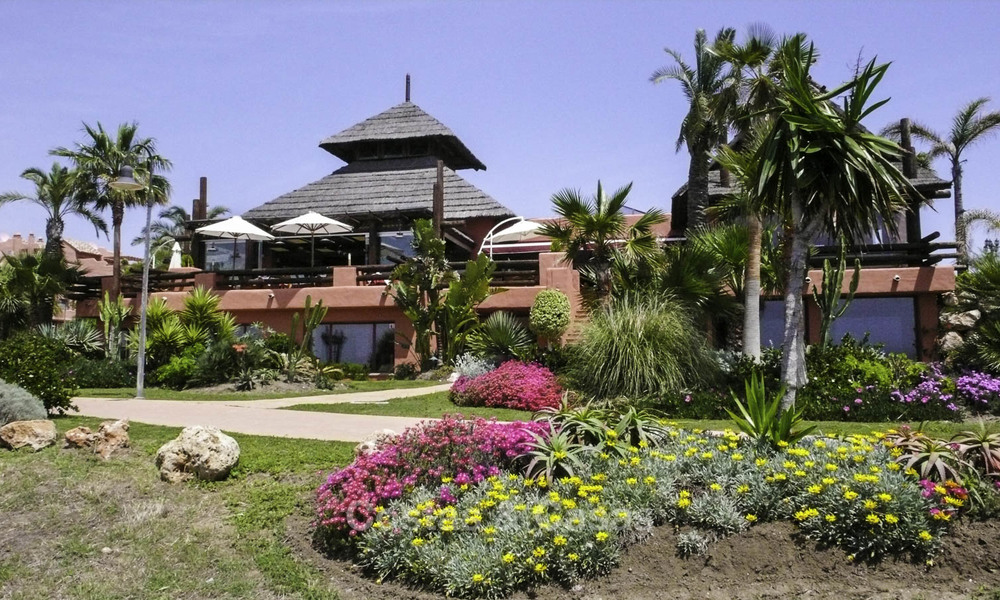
[[315, 417, 972, 598], [451, 361, 562, 412]]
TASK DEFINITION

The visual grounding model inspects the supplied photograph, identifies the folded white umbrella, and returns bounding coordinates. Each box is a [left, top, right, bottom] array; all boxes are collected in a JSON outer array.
[[271, 211, 353, 267], [196, 216, 273, 269], [480, 217, 543, 257], [168, 241, 182, 270]]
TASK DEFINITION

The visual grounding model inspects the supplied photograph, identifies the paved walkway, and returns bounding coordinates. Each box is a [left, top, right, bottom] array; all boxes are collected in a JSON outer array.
[[71, 384, 452, 443]]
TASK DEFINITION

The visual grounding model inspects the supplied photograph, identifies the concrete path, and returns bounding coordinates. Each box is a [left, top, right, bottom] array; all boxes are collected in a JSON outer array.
[[71, 384, 452, 442]]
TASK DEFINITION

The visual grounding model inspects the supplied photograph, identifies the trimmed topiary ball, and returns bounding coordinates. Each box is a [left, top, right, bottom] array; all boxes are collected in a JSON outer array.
[[529, 289, 571, 342], [0, 379, 47, 425]]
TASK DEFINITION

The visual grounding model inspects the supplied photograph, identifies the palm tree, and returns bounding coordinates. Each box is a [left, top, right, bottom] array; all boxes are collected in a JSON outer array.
[[0, 162, 108, 260], [538, 181, 665, 302], [52, 122, 171, 298], [1, 251, 83, 327], [882, 98, 1000, 263], [131, 204, 229, 266], [651, 28, 736, 231], [740, 36, 914, 408]]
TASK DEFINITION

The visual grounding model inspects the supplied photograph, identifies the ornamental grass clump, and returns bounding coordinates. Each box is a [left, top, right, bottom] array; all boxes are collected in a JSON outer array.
[[315, 416, 548, 542], [0, 379, 46, 425], [451, 361, 562, 412]]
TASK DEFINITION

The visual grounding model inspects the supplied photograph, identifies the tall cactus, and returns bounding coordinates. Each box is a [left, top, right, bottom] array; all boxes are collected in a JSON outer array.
[[811, 243, 861, 347], [290, 294, 328, 356]]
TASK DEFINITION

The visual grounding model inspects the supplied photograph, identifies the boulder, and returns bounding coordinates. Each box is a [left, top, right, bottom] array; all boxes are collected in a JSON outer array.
[[941, 292, 959, 307], [940, 309, 981, 332], [354, 428, 398, 456], [155, 426, 240, 483], [63, 426, 97, 449], [0, 420, 57, 451], [939, 331, 965, 354], [95, 419, 130, 460]]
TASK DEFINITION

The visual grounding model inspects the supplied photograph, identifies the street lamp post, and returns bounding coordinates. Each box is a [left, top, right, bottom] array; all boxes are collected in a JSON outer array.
[[110, 163, 153, 400]]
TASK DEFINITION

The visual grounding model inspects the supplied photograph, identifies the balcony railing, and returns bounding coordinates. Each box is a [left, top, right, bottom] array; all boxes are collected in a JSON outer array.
[[809, 233, 959, 268], [356, 259, 540, 287], [214, 267, 333, 290]]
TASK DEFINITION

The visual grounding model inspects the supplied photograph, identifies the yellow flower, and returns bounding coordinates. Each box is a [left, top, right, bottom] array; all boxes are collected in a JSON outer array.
[[503, 553, 515, 563], [568, 553, 580, 561], [710, 483, 722, 491], [700, 452, 714, 460], [617, 511, 627, 519], [595, 531, 609, 542], [887, 462, 901, 471], [793, 470, 807, 477], [773, 473, 787, 482], [562, 499, 577, 510], [825, 514, 837, 522], [777, 440, 789, 447], [863, 499, 878, 510], [825, 463, 839, 472], [745, 514, 757, 522], [411, 538, 425, 547], [535, 563, 547, 573], [736, 484, 750, 494], [626, 477, 638, 486], [905, 468, 918, 477], [878, 493, 892, 502], [441, 476, 453, 483], [821, 477, 836, 486], [606, 430, 618, 439], [919, 530, 933, 542], [663, 454, 677, 462], [885, 514, 899, 524], [866, 514, 880, 524], [677, 498, 691, 509], [419, 517, 433, 527], [408, 509, 420, 517], [731, 453, 744, 461], [472, 573, 484, 583], [533, 547, 545, 558], [549, 514, 562, 523], [553, 535, 567, 546], [483, 526, 496, 535], [549, 492, 561, 502], [594, 507, 607, 517], [644, 476, 656, 485], [807, 484, 823, 494], [783, 461, 797, 470], [532, 505, 546, 515], [514, 504, 527, 512], [537, 478, 548, 488], [814, 440, 827, 449]]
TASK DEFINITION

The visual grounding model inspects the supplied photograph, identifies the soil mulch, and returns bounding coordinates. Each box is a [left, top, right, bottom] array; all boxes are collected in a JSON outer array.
[[287, 516, 1000, 600]]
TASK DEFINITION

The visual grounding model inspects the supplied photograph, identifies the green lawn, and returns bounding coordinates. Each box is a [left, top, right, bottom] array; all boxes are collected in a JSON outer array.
[[284, 390, 534, 421], [0, 415, 353, 600], [77, 379, 443, 401]]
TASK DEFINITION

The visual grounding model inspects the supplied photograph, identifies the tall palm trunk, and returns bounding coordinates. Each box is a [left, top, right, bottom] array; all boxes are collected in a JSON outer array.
[[44, 217, 64, 261], [953, 159, 967, 264], [687, 141, 712, 230], [111, 202, 124, 299], [780, 193, 810, 409], [742, 215, 763, 359]]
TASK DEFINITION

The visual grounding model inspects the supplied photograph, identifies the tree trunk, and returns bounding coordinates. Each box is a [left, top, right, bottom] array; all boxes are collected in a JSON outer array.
[[743, 215, 763, 360], [687, 140, 711, 230], [111, 203, 123, 300], [44, 217, 64, 261], [780, 194, 810, 410], [953, 160, 966, 264]]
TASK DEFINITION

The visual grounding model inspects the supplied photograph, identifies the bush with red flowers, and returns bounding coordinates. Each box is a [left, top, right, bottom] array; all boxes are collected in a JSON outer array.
[[450, 360, 562, 412]]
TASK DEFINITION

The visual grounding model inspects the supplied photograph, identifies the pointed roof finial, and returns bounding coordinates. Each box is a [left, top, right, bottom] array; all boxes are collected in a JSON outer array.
[[405, 73, 411, 102]]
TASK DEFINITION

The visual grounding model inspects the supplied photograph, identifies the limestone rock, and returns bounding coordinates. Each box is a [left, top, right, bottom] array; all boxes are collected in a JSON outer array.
[[155, 426, 240, 483], [0, 419, 57, 451], [354, 429, 397, 456], [95, 419, 130, 460], [939, 331, 965, 354], [941, 292, 959, 307], [941, 310, 981, 332], [63, 426, 97, 449]]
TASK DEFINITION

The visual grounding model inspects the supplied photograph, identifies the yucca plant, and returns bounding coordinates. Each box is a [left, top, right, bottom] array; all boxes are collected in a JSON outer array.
[[466, 311, 534, 361], [952, 421, 1000, 478], [524, 425, 590, 480], [36, 319, 103, 357], [97, 291, 131, 359], [726, 373, 815, 448]]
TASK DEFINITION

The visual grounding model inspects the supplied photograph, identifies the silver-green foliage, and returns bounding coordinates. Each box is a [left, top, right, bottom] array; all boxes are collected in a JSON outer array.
[[467, 311, 534, 361], [529, 290, 571, 342], [0, 379, 46, 425], [568, 295, 718, 400]]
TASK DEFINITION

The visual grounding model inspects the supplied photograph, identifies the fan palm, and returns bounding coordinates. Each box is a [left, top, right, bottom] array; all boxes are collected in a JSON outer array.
[[0, 162, 107, 259], [52, 122, 172, 298], [651, 28, 736, 230], [0, 251, 83, 327], [740, 36, 914, 408], [131, 204, 229, 263], [538, 181, 665, 302], [881, 98, 1000, 263]]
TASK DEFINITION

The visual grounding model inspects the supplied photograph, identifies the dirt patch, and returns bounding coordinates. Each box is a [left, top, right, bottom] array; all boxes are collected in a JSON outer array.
[[287, 517, 1000, 600], [198, 380, 333, 395]]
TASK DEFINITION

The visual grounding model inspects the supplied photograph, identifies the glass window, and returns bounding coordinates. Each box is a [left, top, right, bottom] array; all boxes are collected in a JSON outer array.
[[760, 300, 786, 349], [313, 322, 396, 372], [204, 240, 246, 271], [830, 297, 916, 356], [380, 231, 415, 262]]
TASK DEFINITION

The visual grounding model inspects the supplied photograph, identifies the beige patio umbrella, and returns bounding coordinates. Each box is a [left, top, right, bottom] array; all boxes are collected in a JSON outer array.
[[271, 211, 353, 267]]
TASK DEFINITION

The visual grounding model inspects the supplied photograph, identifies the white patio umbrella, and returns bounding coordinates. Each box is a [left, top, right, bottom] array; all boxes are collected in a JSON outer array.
[[196, 215, 274, 270], [271, 211, 353, 267], [479, 217, 543, 257], [168, 241, 182, 269]]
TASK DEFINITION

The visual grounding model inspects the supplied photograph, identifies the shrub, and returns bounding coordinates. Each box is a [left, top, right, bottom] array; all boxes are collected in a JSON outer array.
[[567, 295, 718, 401], [192, 339, 238, 386], [394, 362, 418, 380], [0, 379, 47, 425], [263, 331, 297, 355], [315, 416, 548, 542], [453, 353, 495, 379], [451, 361, 562, 412], [529, 289, 571, 343], [0, 333, 77, 413], [154, 353, 199, 390], [69, 358, 135, 388]]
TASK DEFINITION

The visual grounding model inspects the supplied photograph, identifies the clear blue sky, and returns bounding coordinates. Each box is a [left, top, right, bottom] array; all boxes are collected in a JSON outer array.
[[1, 1, 998, 251]]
